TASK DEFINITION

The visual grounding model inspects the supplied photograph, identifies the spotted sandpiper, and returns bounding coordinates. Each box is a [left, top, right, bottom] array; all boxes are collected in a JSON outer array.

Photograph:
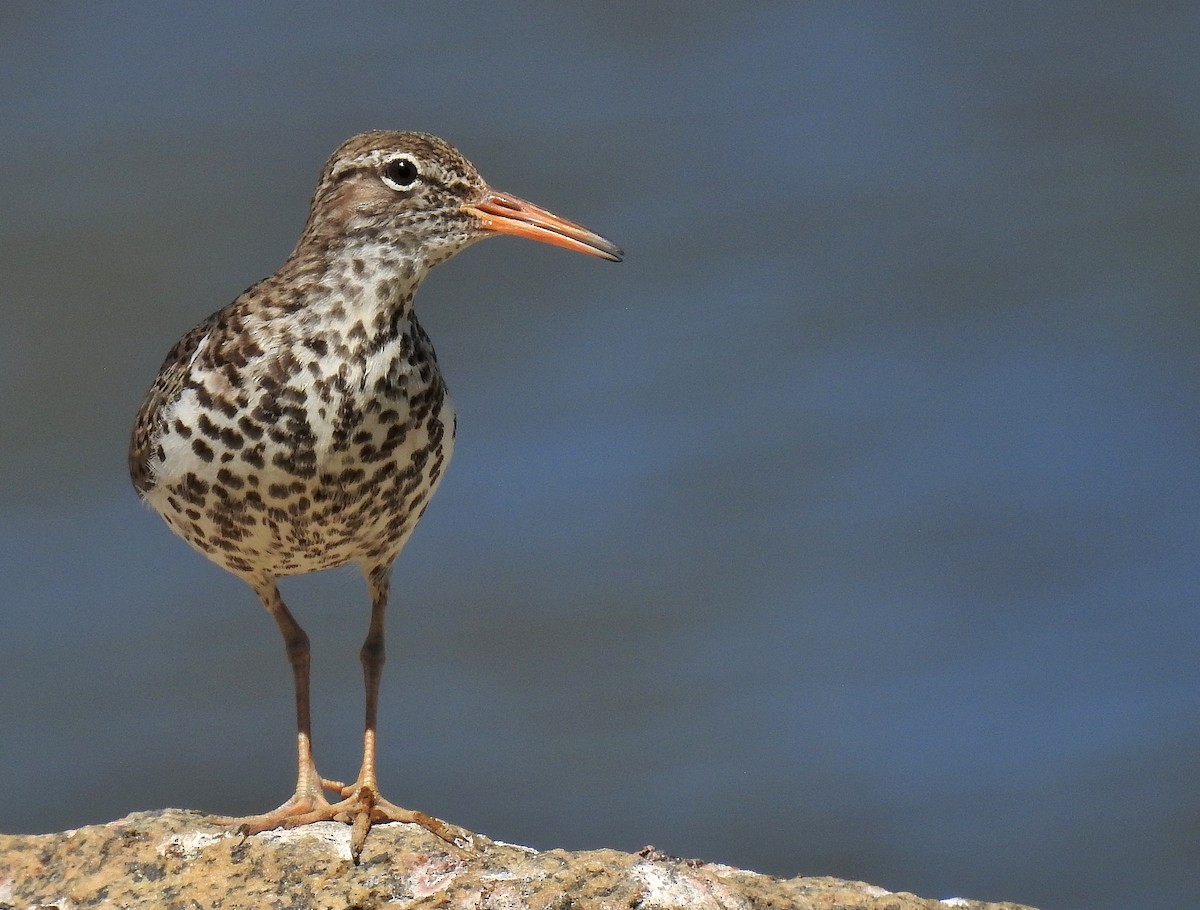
[[129, 131, 621, 859]]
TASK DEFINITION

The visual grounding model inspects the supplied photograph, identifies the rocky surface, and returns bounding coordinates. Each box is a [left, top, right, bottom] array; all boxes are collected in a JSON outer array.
[[0, 810, 1037, 909]]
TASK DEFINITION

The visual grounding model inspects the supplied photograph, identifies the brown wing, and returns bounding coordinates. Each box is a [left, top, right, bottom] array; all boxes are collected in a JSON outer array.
[[128, 314, 218, 497]]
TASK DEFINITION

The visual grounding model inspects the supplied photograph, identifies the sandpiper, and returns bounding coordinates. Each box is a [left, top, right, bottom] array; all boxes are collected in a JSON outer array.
[[129, 131, 621, 859]]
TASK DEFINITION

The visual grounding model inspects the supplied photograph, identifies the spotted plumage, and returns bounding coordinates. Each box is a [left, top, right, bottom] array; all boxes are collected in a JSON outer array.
[[129, 130, 620, 861]]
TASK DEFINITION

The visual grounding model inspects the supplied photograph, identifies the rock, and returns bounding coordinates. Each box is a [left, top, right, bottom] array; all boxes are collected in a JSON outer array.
[[0, 809, 1037, 909]]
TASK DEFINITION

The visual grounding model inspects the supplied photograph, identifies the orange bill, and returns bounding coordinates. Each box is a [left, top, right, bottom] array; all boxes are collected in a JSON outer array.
[[464, 190, 623, 262]]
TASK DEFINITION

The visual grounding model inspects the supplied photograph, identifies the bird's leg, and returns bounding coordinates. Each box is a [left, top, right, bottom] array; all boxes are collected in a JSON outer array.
[[215, 580, 343, 834], [330, 564, 474, 860], [355, 562, 389, 797], [215, 573, 472, 859]]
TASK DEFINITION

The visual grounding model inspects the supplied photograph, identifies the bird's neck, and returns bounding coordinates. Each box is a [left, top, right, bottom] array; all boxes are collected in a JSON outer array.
[[254, 239, 441, 396], [279, 234, 430, 338]]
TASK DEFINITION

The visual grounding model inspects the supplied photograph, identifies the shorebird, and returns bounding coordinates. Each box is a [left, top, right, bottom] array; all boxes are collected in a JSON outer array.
[[129, 131, 621, 859]]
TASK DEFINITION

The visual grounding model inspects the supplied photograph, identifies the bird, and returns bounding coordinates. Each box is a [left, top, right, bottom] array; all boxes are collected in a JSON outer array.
[[128, 130, 621, 860]]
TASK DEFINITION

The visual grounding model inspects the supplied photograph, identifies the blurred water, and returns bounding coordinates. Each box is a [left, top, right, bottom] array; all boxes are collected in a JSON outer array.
[[2, 5, 1198, 909]]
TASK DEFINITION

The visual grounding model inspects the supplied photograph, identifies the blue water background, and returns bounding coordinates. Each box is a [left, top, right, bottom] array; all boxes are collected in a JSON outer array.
[[1, 6, 1198, 909]]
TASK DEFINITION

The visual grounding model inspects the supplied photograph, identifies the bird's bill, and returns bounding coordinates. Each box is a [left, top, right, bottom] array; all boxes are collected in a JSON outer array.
[[464, 190, 622, 262]]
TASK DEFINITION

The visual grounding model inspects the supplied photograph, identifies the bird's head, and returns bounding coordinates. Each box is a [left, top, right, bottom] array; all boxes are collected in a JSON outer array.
[[298, 130, 622, 274]]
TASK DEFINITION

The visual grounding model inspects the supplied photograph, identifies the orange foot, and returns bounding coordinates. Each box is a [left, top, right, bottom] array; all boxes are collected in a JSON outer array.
[[218, 779, 475, 863]]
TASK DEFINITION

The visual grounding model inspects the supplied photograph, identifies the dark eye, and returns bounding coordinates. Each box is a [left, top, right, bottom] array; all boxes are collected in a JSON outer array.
[[381, 157, 419, 190]]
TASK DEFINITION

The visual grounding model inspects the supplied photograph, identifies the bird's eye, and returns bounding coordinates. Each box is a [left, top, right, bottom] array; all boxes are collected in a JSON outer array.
[[381, 157, 419, 190]]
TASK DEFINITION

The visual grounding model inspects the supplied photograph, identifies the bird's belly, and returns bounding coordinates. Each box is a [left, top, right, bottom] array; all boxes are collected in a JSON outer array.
[[146, 387, 456, 580]]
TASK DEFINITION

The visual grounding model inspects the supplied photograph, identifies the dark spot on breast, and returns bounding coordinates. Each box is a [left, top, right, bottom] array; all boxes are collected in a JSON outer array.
[[193, 384, 214, 410], [242, 445, 265, 469], [237, 416, 264, 440], [339, 467, 366, 485], [216, 468, 245, 490], [197, 413, 222, 441], [273, 448, 317, 477], [252, 400, 281, 425]]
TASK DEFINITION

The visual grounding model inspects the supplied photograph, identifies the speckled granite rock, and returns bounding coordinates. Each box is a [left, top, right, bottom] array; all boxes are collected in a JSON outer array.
[[0, 809, 1036, 909]]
